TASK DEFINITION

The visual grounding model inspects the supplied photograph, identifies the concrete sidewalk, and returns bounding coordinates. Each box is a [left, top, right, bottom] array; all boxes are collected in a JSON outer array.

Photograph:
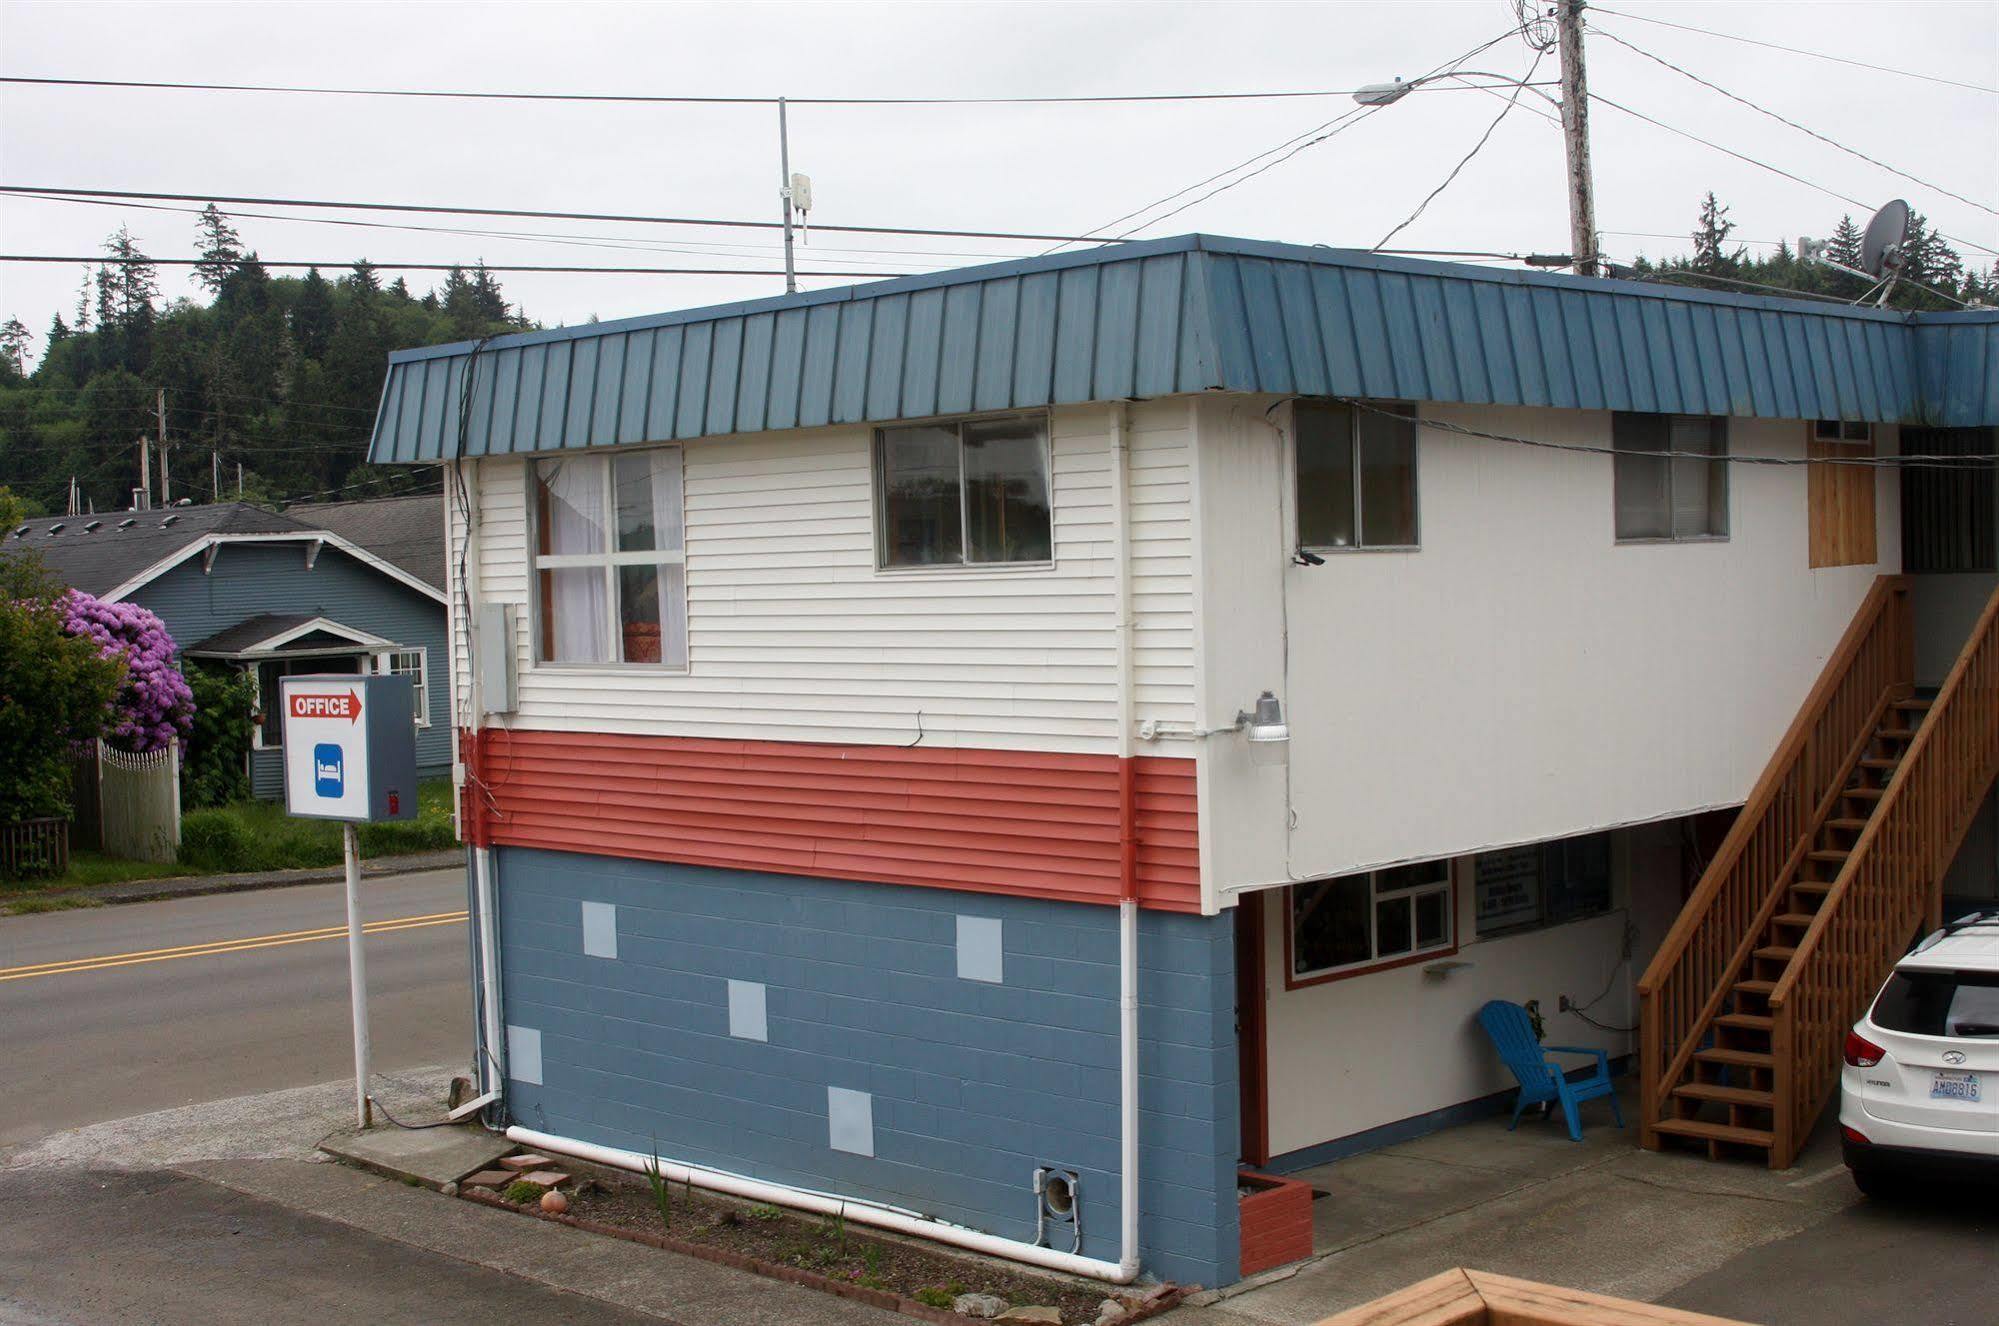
[[1178, 1086, 1990, 1326]]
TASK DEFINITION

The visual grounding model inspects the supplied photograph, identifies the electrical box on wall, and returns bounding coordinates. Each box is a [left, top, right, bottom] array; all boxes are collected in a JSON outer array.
[[280, 673, 419, 823], [478, 603, 516, 716]]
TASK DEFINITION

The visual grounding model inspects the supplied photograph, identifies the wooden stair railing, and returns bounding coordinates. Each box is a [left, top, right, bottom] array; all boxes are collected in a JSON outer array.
[[1637, 575, 1912, 1156], [1767, 579, 1999, 1164]]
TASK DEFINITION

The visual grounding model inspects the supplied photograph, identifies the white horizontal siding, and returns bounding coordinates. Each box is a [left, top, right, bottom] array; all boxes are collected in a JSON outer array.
[[455, 401, 1197, 753]]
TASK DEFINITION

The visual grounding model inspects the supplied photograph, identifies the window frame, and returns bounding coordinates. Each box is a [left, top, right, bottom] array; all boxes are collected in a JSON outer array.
[[1283, 859, 1458, 988], [1612, 412, 1731, 545], [1292, 399, 1422, 553], [871, 410, 1055, 573], [377, 648, 431, 728], [527, 445, 689, 672], [1472, 831, 1616, 939], [1808, 420, 1877, 569]]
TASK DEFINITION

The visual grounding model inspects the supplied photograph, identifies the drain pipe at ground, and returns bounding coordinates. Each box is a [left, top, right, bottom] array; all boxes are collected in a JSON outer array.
[[1109, 400, 1142, 1285], [503, 1126, 1138, 1283]]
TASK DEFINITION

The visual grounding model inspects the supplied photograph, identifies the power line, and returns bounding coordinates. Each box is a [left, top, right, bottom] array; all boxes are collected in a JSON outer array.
[[2, 255, 911, 277], [0, 185, 1123, 245], [1587, 94, 1999, 259], [1593, 29, 1996, 216], [1376, 48, 1549, 250], [0, 72, 1553, 107], [1589, 7, 1999, 97]]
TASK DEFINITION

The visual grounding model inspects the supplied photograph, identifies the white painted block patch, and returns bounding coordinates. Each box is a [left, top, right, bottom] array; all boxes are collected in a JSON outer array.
[[956, 915, 1004, 983], [727, 979, 768, 1042], [506, 1025, 543, 1085], [827, 1086, 874, 1157], [581, 901, 618, 959]]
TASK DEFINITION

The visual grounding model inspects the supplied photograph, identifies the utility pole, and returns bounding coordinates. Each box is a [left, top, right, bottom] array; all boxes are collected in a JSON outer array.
[[213, 449, 221, 502], [777, 96, 797, 294], [1556, 0, 1600, 277], [137, 434, 151, 510], [156, 388, 171, 506]]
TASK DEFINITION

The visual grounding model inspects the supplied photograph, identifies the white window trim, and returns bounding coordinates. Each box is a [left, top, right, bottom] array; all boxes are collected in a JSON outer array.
[[1291, 399, 1422, 554], [1289, 860, 1456, 983], [871, 410, 1056, 573], [527, 445, 690, 672], [375, 647, 431, 728]]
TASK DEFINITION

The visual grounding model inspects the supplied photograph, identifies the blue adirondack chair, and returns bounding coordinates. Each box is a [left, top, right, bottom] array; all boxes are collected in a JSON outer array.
[[1477, 1000, 1624, 1142]]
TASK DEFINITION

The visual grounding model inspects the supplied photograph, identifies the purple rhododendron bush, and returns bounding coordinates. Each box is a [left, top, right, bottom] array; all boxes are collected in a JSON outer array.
[[60, 591, 194, 752]]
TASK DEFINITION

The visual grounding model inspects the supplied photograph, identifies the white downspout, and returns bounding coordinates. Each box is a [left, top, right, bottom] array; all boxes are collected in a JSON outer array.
[[506, 1126, 1137, 1283], [455, 460, 505, 1098], [1109, 402, 1141, 1283]]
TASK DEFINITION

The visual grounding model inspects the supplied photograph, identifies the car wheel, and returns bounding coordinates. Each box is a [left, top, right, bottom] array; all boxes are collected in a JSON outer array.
[[1849, 1166, 1902, 1200]]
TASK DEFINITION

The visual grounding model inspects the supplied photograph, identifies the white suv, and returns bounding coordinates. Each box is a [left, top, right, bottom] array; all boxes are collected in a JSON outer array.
[[1840, 909, 1999, 1195]]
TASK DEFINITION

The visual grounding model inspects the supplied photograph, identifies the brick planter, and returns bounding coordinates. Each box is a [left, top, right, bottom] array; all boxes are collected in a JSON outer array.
[[1237, 1170, 1313, 1278]]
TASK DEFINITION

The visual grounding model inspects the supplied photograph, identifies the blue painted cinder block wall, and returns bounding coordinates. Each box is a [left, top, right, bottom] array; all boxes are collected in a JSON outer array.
[[133, 544, 451, 796], [494, 846, 1242, 1288]]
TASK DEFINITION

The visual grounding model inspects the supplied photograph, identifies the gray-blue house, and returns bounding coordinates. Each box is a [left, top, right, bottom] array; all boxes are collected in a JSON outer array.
[[5, 495, 450, 797]]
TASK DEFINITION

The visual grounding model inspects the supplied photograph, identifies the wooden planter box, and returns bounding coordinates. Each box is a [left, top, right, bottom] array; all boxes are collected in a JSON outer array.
[[1238, 1169, 1314, 1277]]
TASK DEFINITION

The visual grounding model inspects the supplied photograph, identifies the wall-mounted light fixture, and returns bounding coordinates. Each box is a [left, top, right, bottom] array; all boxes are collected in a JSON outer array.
[[1235, 691, 1290, 765]]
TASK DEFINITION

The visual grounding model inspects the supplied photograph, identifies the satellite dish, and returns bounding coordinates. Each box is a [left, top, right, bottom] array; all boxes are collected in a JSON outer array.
[[1860, 199, 1911, 276]]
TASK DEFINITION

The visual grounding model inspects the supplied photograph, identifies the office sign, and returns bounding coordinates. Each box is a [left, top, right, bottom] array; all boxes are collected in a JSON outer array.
[[280, 673, 418, 823]]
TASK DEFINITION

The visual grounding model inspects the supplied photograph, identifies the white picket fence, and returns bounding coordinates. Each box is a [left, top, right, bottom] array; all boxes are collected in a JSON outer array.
[[85, 740, 182, 863]]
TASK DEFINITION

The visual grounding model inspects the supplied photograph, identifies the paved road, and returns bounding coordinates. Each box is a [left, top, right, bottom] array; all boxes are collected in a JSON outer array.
[[0, 868, 473, 1149]]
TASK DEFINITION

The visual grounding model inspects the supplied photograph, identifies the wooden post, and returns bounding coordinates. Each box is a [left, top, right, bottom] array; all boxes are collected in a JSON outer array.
[[1556, 0, 1599, 277]]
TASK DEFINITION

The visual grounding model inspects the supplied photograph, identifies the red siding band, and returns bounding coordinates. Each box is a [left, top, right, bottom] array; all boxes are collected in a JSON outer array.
[[463, 728, 1202, 912]]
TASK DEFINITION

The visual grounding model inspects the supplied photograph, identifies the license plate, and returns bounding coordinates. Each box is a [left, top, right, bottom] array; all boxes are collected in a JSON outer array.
[[1931, 1070, 1981, 1102]]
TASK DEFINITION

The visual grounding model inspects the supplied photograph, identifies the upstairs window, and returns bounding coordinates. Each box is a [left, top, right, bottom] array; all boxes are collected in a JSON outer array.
[[875, 415, 1052, 568], [1295, 400, 1418, 550], [532, 447, 687, 668], [1614, 413, 1729, 541]]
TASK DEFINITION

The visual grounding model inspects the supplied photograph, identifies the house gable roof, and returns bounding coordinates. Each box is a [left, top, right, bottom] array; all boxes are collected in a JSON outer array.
[[1, 504, 307, 597], [366, 233, 1999, 466], [279, 493, 445, 592]]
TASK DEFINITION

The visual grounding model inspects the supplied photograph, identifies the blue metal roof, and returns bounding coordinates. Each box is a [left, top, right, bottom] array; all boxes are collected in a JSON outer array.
[[367, 234, 1999, 463]]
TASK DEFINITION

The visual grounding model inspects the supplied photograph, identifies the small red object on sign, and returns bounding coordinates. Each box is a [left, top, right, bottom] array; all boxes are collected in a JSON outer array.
[[387, 792, 400, 815]]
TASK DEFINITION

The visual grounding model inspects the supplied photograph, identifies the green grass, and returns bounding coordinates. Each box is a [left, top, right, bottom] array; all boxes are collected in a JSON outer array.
[[1, 893, 106, 915], [0, 779, 458, 898]]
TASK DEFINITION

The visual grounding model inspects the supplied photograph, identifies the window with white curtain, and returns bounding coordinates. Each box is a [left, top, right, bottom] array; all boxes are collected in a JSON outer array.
[[531, 447, 687, 667]]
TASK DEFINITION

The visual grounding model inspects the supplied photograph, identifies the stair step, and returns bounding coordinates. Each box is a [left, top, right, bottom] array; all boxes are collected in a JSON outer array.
[[1754, 945, 1798, 963], [1878, 728, 1917, 741], [1826, 818, 1871, 832], [1807, 849, 1850, 864], [1655, 1117, 1775, 1149], [1673, 1081, 1774, 1107], [1716, 1011, 1775, 1032], [1696, 1046, 1775, 1069], [1791, 881, 1832, 897], [1734, 979, 1778, 996], [1773, 911, 1819, 928], [1893, 698, 1933, 712], [1843, 787, 1885, 802], [1859, 758, 1901, 771]]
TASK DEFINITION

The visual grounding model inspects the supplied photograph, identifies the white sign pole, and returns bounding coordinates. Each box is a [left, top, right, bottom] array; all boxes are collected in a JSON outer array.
[[343, 820, 372, 1128]]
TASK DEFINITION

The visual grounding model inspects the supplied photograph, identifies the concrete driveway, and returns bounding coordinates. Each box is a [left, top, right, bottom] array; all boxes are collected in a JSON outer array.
[[1182, 1087, 1995, 1326]]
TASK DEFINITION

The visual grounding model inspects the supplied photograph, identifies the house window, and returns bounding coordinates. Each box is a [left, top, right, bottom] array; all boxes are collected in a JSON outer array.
[[1614, 413, 1729, 541], [1901, 427, 1996, 573], [874, 414, 1051, 568], [252, 655, 361, 749], [1295, 400, 1418, 550], [1289, 859, 1453, 983], [531, 447, 687, 667], [1809, 421, 1877, 568], [1473, 831, 1614, 936], [378, 649, 429, 727]]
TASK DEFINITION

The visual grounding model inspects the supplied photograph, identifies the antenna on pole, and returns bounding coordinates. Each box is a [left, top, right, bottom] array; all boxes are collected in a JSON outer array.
[[1801, 198, 1911, 306]]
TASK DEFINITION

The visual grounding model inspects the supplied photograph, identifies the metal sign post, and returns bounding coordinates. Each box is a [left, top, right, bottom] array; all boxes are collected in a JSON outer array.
[[343, 820, 372, 1128], [279, 673, 417, 1130]]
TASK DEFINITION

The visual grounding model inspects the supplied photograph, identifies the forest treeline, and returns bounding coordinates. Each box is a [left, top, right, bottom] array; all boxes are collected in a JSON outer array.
[[0, 196, 1992, 521]]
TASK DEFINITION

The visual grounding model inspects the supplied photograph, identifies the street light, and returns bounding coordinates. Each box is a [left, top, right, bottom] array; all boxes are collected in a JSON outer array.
[[1352, 71, 1562, 111]]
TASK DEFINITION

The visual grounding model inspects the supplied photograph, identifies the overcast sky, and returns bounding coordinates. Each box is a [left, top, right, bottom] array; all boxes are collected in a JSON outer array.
[[2, 0, 1994, 360]]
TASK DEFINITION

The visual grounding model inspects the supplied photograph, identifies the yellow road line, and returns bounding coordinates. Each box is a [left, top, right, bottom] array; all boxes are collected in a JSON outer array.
[[0, 909, 469, 978], [0, 912, 468, 983]]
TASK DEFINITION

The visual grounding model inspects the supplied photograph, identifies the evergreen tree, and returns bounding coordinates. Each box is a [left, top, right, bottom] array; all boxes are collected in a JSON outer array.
[[101, 226, 160, 322], [348, 259, 381, 297], [1690, 192, 1742, 276], [0, 318, 32, 377], [1825, 215, 1864, 269], [291, 267, 335, 358], [193, 204, 246, 294], [73, 271, 93, 332], [1901, 212, 1963, 303]]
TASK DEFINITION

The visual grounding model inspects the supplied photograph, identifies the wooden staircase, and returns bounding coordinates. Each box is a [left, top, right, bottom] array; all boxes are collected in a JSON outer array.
[[1638, 576, 1999, 1167]]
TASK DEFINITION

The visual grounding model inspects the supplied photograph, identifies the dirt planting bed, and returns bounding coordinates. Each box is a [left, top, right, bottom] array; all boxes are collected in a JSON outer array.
[[460, 1156, 1184, 1324]]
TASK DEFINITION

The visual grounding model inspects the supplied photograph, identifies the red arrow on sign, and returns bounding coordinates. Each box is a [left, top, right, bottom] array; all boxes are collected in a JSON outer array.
[[288, 689, 364, 724]]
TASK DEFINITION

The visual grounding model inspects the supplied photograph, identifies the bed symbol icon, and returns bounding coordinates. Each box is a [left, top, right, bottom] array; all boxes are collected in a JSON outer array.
[[314, 743, 345, 798]]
